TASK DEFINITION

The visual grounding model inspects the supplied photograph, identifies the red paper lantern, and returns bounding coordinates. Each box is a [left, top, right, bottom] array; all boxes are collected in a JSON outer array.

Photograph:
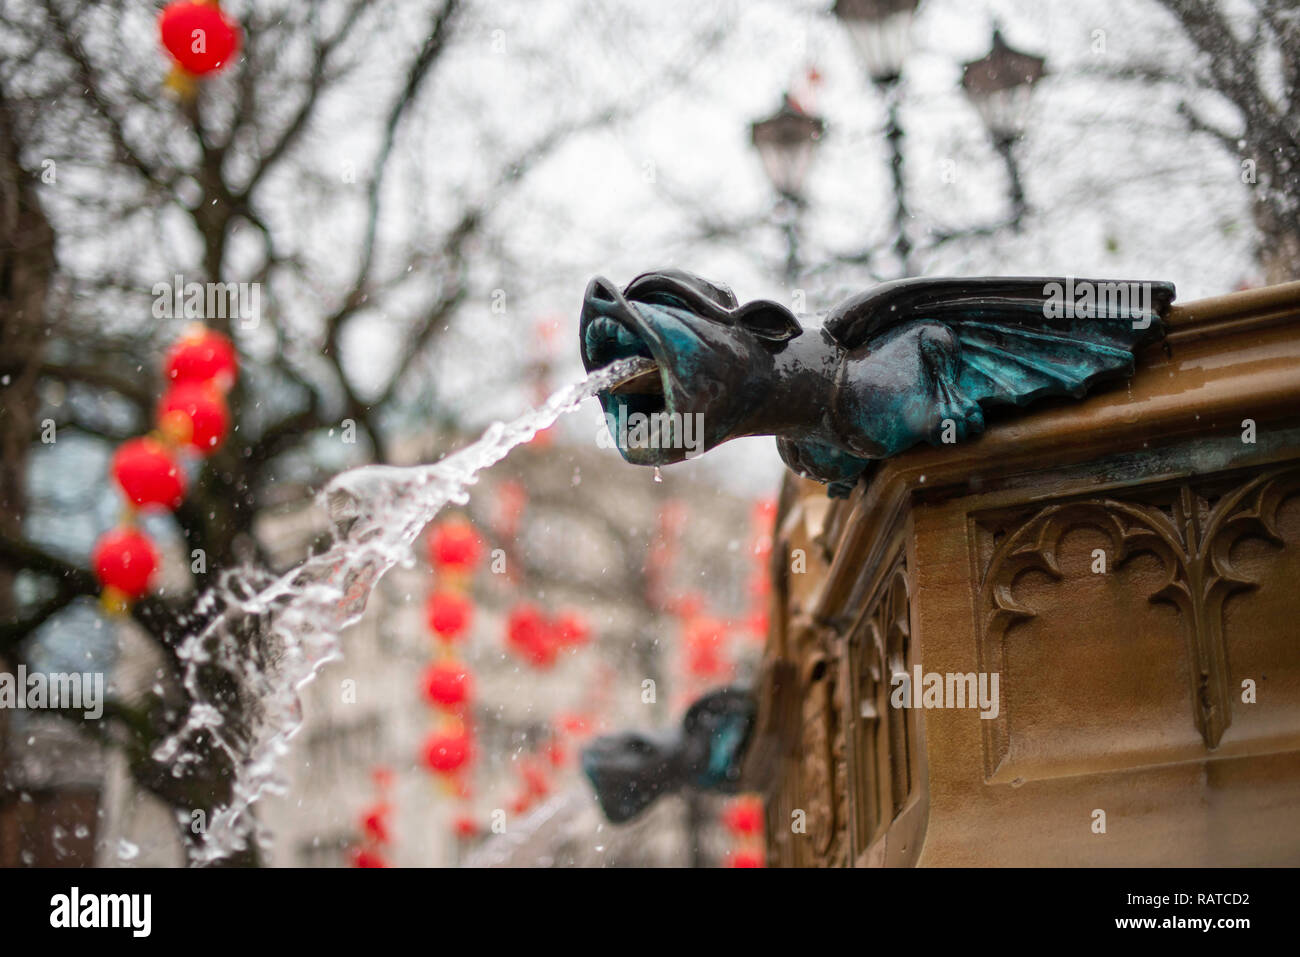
[[159, 2, 241, 76], [752, 498, 778, 530], [360, 803, 390, 845], [510, 791, 535, 815], [725, 849, 765, 868], [421, 728, 473, 775], [519, 759, 551, 798], [546, 739, 567, 769], [425, 590, 473, 642], [666, 591, 705, 620], [684, 616, 729, 678], [427, 518, 481, 572], [452, 815, 479, 839], [91, 527, 159, 600], [552, 611, 591, 648], [110, 437, 186, 510], [722, 796, 764, 837], [505, 603, 557, 668], [557, 713, 590, 737], [349, 847, 389, 868], [422, 661, 473, 709], [158, 383, 229, 453], [164, 326, 238, 391]]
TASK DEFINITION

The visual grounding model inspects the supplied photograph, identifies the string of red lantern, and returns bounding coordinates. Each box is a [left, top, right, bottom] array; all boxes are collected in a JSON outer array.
[[492, 486, 593, 812], [93, 6, 244, 608], [639, 499, 770, 865], [350, 767, 394, 868], [647, 497, 777, 750], [419, 459, 602, 836], [721, 505, 775, 867], [495, 478, 592, 670], [92, 325, 237, 613], [420, 517, 483, 839], [721, 794, 766, 868]]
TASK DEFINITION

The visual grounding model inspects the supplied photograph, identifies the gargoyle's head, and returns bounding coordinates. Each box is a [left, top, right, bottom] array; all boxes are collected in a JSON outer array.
[[579, 270, 802, 466], [580, 728, 683, 824], [582, 687, 757, 824]]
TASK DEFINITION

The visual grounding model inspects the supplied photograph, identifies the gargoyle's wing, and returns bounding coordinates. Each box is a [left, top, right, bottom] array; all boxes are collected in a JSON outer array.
[[828, 275, 1172, 406], [787, 277, 1174, 497]]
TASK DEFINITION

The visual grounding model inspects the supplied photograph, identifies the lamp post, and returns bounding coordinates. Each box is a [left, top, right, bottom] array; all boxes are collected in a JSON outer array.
[[961, 29, 1046, 228], [750, 93, 826, 283], [831, 4, 1044, 275], [834, 0, 921, 274]]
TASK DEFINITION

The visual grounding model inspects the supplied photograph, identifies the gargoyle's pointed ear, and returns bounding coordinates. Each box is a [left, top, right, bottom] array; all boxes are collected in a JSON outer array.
[[735, 300, 802, 343]]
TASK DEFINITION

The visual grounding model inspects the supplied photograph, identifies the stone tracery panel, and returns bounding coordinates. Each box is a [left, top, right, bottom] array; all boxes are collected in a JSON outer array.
[[975, 464, 1300, 783]]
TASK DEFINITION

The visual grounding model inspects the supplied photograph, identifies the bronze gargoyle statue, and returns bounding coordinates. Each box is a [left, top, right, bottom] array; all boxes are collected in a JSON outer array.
[[581, 271, 1175, 496], [582, 687, 755, 823]]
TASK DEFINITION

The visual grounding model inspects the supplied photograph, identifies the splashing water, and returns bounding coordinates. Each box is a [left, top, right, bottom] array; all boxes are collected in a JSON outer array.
[[151, 357, 655, 864]]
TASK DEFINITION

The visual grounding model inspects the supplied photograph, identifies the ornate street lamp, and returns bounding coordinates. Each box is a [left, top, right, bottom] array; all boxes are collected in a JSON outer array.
[[961, 28, 1046, 145], [822, 9, 1045, 275], [832, 0, 921, 272], [750, 93, 826, 204], [961, 29, 1046, 225], [832, 0, 921, 87], [751, 94, 826, 283]]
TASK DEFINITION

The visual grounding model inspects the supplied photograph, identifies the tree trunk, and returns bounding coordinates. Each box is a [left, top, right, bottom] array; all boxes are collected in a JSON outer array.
[[0, 87, 94, 866]]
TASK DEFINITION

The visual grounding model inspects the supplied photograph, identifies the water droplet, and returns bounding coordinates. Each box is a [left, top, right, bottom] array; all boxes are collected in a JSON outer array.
[[653, 467, 662, 483]]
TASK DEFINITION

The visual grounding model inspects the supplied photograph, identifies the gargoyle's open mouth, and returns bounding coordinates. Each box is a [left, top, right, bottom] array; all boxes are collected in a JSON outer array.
[[580, 277, 688, 465], [583, 316, 664, 401], [580, 735, 675, 824]]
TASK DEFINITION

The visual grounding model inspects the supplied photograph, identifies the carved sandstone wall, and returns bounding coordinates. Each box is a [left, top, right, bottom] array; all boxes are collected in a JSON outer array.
[[756, 281, 1300, 867]]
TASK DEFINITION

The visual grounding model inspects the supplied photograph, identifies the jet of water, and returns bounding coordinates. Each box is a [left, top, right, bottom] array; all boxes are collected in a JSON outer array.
[[151, 357, 656, 864]]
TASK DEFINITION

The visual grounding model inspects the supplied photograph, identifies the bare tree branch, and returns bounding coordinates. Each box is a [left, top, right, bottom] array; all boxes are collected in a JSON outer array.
[[235, 0, 374, 197], [37, 0, 169, 188]]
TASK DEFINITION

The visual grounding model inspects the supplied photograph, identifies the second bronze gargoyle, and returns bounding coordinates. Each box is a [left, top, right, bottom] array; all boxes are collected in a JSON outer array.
[[582, 687, 756, 824], [580, 271, 1174, 496]]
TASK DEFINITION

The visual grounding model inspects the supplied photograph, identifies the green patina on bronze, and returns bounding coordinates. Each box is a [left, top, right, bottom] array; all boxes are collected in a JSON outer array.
[[581, 688, 755, 824], [580, 271, 1174, 497]]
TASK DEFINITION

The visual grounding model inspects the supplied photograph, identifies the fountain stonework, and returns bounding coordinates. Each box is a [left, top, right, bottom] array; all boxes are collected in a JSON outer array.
[[582, 272, 1300, 866]]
